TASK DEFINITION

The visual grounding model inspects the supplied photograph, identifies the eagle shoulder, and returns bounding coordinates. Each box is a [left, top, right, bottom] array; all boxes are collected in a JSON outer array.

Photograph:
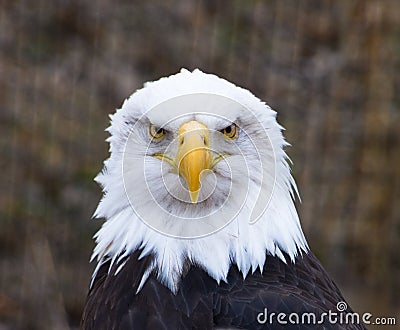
[[81, 251, 365, 330]]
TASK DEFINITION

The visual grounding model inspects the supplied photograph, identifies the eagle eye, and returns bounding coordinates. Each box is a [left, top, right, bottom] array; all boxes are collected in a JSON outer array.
[[149, 124, 166, 141], [221, 123, 238, 140]]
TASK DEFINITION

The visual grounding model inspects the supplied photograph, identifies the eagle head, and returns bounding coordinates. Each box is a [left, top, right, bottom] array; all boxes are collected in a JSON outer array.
[[91, 69, 307, 292]]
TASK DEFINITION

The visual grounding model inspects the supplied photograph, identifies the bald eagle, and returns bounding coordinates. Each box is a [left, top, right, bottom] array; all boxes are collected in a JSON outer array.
[[81, 69, 365, 329]]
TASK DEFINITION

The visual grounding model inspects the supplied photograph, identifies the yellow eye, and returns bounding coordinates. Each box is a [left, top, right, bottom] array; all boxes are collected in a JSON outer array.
[[221, 123, 238, 140], [149, 124, 165, 140]]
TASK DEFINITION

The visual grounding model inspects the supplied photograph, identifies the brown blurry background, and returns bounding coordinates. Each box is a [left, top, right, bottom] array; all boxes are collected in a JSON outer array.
[[1, 1, 399, 329]]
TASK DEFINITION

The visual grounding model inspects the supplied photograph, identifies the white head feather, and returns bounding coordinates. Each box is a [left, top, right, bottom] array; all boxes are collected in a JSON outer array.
[[91, 69, 308, 293]]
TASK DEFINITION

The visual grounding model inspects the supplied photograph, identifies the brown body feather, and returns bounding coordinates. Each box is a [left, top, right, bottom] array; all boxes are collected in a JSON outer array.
[[81, 250, 366, 329]]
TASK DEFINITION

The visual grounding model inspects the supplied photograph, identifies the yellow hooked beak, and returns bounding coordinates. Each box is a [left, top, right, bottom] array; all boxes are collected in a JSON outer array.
[[176, 121, 211, 203]]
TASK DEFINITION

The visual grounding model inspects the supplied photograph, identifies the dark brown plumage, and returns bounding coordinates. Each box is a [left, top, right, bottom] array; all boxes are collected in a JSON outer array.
[[81, 250, 366, 329]]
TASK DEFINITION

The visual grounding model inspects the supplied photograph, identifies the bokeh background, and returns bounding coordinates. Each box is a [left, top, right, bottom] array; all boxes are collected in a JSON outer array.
[[1, 1, 399, 329]]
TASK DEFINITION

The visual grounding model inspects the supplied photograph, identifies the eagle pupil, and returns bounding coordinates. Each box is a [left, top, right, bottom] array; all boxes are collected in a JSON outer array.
[[225, 126, 231, 134]]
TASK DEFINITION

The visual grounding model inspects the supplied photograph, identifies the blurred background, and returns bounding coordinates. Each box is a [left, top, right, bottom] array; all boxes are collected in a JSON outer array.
[[1, 0, 399, 329]]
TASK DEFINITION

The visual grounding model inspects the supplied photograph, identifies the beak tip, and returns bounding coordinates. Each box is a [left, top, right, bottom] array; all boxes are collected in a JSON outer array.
[[189, 190, 199, 204]]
